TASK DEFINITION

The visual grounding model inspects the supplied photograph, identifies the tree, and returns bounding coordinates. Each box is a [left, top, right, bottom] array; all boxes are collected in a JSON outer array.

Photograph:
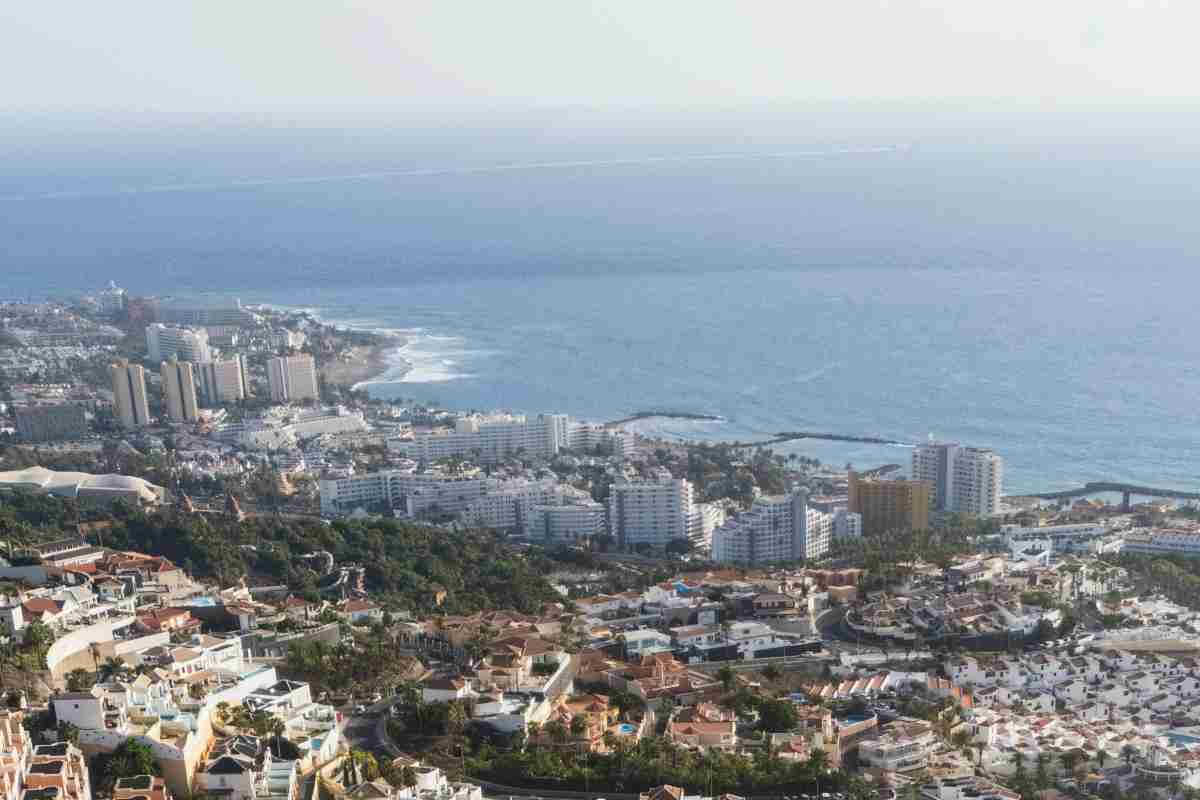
[[399, 766, 417, 788], [99, 656, 129, 682], [447, 701, 468, 735], [1035, 751, 1050, 788], [98, 739, 160, 792], [716, 665, 735, 692], [544, 720, 567, 745], [65, 668, 93, 692], [570, 715, 587, 738], [757, 698, 798, 733], [56, 722, 80, 745]]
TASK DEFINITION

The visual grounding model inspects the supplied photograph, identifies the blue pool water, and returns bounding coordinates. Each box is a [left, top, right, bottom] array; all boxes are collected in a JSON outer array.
[[618, 723, 637, 735], [1167, 733, 1200, 747]]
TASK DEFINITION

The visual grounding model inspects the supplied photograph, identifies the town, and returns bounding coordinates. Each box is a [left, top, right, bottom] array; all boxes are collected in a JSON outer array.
[[3, 286, 1200, 800]]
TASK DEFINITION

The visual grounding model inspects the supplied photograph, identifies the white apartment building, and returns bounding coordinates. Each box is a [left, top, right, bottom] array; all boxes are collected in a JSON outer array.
[[392, 473, 505, 518], [689, 502, 728, 550], [1002, 522, 1108, 552], [98, 281, 126, 314], [1122, 529, 1200, 557], [525, 501, 607, 542], [566, 422, 635, 458], [607, 477, 696, 549], [912, 441, 1004, 516], [394, 413, 570, 464], [216, 406, 365, 450], [267, 354, 319, 403], [319, 469, 491, 517], [834, 509, 863, 538], [110, 360, 151, 428], [197, 357, 248, 404], [267, 329, 306, 350], [145, 323, 212, 364], [858, 720, 939, 772], [157, 297, 256, 327], [461, 479, 593, 531], [160, 360, 199, 423], [711, 489, 833, 565]]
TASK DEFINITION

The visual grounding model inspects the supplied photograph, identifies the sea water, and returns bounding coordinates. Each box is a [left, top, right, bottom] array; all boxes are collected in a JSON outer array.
[[5, 111, 1200, 495]]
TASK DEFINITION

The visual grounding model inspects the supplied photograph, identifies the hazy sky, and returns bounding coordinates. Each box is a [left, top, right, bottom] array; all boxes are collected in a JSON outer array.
[[1, 1, 1194, 112]]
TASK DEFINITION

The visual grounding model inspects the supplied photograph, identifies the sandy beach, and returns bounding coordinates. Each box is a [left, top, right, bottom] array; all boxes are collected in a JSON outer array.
[[321, 334, 409, 388]]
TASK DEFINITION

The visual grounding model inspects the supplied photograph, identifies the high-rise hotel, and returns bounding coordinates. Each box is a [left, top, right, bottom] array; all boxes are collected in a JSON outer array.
[[911, 441, 1004, 516], [109, 360, 150, 428]]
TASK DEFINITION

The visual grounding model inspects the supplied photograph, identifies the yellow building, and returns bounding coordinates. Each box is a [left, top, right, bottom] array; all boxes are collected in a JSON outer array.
[[848, 471, 931, 536]]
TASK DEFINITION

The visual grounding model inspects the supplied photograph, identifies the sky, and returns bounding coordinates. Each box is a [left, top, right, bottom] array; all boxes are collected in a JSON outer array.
[[0, 1, 1195, 112]]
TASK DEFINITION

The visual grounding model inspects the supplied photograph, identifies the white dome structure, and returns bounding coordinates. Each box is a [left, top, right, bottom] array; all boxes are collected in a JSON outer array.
[[0, 466, 165, 506]]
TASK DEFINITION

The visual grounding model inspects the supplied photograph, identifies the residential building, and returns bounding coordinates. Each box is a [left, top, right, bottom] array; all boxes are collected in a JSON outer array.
[[110, 360, 151, 428], [14, 404, 86, 442], [0, 710, 31, 800], [267, 329, 306, 350], [711, 489, 832, 564], [833, 509, 862, 538], [461, 480, 592, 532], [23, 743, 89, 800], [197, 357, 248, 404], [160, 361, 199, 423], [392, 413, 570, 464], [847, 471, 930, 536], [157, 297, 256, 327], [97, 281, 126, 315], [667, 703, 736, 751], [858, 719, 939, 772], [114, 775, 172, 800], [524, 501, 607, 543], [607, 477, 696, 550], [145, 324, 211, 364], [267, 355, 318, 403], [911, 441, 1004, 516]]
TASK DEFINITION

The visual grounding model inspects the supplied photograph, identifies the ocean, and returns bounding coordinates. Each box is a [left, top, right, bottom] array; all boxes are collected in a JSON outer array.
[[4, 110, 1200, 495]]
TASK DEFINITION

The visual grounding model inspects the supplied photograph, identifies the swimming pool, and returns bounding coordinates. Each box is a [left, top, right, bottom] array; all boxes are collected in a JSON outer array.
[[617, 723, 637, 735], [1167, 733, 1200, 747]]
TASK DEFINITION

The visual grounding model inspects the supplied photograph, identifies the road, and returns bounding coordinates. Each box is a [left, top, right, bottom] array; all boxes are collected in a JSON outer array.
[[340, 696, 403, 758]]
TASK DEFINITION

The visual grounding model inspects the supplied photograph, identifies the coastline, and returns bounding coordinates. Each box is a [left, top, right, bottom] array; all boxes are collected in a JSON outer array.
[[252, 302, 413, 390], [322, 335, 411, 389]]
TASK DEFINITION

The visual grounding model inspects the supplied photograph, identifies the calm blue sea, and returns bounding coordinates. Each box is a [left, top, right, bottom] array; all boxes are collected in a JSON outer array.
[[4, 110, 1200, 495]]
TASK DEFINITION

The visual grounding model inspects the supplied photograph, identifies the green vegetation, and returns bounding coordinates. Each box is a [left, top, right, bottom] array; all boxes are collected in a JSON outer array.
[[0, 490, 562, 615], [1106, 553, 1200, 611], [92, 739, 161, 794], [467, 737, 869, 799]]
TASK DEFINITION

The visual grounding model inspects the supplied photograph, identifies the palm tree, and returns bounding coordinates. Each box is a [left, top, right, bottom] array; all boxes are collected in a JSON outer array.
[[526, 721, 541, 742], [271, 720, 286, 756], [446, 701, 467, 735], [98, 656, 129, 682], [399, 766, 417, 789], [1096, 748, 1108, 769], [1035, 751, 1050, 788]]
